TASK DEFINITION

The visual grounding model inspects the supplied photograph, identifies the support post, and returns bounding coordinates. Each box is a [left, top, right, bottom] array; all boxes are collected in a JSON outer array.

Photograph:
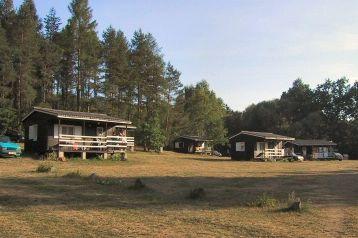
[[103, 152, 108, 160], [82, 152, 86, 160], [58, 151, 64, 158]]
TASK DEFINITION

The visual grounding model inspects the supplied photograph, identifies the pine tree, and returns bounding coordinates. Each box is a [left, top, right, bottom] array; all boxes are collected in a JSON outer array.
[[0, 25, 16, 135], [163, 62, 182, 141], [102, 26, 132, 118], [67, 0, 100, 111], [12, 0, 41, 121], [130, 29, 165, 123], [57, 25, 75, 109], [0, 0, 16, 41], [37, 7, 62, 107]]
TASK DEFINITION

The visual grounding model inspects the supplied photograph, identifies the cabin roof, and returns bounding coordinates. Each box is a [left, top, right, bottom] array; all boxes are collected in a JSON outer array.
[[288, 139, 337, 147], [229, 131, 295, 140], [176, 135, 213, 142], [22, 107, 132, 124]]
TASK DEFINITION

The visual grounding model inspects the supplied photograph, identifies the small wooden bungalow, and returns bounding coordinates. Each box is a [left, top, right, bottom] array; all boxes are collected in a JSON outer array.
[[229, 131, 295, 160], [22, 107, 136, 159], [173, 136, 212, 154], [285, 139, 337, 160]]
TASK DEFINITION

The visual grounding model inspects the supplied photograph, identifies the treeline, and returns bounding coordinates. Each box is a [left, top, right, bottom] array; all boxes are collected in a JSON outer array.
[[0, 0, 357, 157], [0, 0, 227, 150], [226, 78, 358, 157]]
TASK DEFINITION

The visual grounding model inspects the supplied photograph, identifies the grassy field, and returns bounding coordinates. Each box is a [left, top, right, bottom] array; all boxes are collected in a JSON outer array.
[[0, 152, 357, 237]]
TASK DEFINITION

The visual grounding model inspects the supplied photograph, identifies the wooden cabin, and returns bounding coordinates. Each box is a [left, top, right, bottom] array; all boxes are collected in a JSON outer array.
[[229, 131, 295, 160], [285, 139, 337, 160], [22, 107, 136, 159], [173, 136, 212, 154]]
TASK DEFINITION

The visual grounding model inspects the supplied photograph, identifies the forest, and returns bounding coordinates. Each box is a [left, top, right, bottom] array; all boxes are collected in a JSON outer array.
[[0, 0, 357, 157]]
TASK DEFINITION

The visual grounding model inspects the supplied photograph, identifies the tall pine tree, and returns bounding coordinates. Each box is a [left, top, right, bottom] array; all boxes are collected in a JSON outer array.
[[67, 0, 100, 111], [37, 7, 62, 107], [0, 25, 16, 135], [12, 0, 41, 122], [102, 26, 132, 119]]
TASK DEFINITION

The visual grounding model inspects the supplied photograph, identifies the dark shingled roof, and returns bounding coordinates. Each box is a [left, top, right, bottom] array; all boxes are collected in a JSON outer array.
[[288, 139, 337, 147], [229, 131, 295, 140], [22, 107, 132, 124], [176, 135, 212, 142]]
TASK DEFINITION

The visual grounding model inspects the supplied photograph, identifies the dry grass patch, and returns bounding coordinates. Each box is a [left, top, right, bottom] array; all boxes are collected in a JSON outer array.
[[0, 152, 357, 237]]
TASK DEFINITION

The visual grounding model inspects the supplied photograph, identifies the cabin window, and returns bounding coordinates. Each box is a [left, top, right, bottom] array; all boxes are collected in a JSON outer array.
[[29, 124, 38, 141], [236, 142, 245, 151], [175, 142, 184, 149], [61, 126, 75, 135], [257, 142, 266, 151], [97, 127, 104, 136]]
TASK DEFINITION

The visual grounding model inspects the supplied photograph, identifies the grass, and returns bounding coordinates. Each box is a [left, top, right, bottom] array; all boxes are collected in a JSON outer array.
[[0, 151, 357, 237]]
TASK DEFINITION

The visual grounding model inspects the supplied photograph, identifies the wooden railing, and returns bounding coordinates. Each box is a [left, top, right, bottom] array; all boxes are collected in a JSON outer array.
[[58, 134, 134, 152], [254, 149, 284, 158]]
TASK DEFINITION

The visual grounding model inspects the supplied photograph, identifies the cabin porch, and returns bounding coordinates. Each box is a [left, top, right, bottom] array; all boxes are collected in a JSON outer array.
[[48, 119, 135, 159], [253, 141, 285, 159]]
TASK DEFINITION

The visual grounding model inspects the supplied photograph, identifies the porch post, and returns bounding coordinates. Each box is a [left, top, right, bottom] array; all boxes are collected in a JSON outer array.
[[58, 118, 63, 158]]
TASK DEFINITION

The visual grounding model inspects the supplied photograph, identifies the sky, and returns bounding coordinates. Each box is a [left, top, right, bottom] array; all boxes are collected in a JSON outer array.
[[14, 0, 358, 111]]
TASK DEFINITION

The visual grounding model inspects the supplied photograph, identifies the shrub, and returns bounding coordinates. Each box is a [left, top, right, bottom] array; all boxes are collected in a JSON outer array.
[[45, 151, 58, 161], [64, 170, 82, 178], [188, 187, 206, 200], [95, 177, 121, 185], [36, 163, 54, 173], [249, 193, 278, 208], [283, 191, 307, 212], [128, 178, 146, 190]]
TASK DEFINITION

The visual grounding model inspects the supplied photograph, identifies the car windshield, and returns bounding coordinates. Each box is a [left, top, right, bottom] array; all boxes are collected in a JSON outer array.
[[0, 136, 11, 142]]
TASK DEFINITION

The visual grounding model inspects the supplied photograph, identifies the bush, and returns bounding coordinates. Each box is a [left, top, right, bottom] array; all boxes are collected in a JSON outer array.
[[188, 188, 206, 200], [128, 178, 146, 190], [249, 193, 278, 208], [64, 170, 82, 178], [95, 177, 121, 185], [36, 163, 54, 173], [45, 151, 58, 161]]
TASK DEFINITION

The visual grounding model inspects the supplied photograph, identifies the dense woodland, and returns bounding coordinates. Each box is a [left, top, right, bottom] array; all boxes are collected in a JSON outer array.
[[0, 0, 357, 156]]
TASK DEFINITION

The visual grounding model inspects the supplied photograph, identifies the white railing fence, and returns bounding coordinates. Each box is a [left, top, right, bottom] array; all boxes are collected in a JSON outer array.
[[58, 134, 134, 152], [254, 149, 284, 158]]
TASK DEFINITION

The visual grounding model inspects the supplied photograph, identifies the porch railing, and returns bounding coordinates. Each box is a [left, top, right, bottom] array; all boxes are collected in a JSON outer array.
[[254, 149, 284, 158], [58, 134, 134, 152], [312, 152, 333, 159]]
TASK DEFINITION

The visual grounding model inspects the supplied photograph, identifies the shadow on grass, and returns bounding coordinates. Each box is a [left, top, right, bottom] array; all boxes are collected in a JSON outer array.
[[0, 169, 357, 211], [180, 157, 232, 162]]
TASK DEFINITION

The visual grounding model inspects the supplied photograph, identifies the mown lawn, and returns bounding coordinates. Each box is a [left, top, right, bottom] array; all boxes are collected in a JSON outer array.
[[0, 151, 357, 237]]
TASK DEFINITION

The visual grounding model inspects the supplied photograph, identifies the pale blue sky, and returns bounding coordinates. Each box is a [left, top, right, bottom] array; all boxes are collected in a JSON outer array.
[[14, 0, 358, 110]]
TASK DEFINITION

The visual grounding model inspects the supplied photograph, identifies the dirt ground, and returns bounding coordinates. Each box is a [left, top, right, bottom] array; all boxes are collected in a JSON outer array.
[[0, 151, 357, 237]]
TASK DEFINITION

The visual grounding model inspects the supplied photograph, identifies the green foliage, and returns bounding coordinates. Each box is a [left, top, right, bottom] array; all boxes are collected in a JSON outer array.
[[248, 193, 278, 208], [44, 151, 58, 161], [36, 163, 54, 173], [138, 115, 166, 152], [174, 80, 227, 145], [95, 177, 121, 185]]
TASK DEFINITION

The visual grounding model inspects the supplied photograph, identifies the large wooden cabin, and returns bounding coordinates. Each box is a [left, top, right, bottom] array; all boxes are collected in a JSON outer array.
[[229, 131, 294, 160], [22, 107, 135, 159]]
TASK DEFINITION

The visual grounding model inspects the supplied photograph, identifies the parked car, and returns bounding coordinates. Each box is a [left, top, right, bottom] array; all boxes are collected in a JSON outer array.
[[283, 152, 304, 162], [291, 152, 304, 162], [330, 152, 343, 161], [212, 150, 222, 157], [0, 136, 21, 157]]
